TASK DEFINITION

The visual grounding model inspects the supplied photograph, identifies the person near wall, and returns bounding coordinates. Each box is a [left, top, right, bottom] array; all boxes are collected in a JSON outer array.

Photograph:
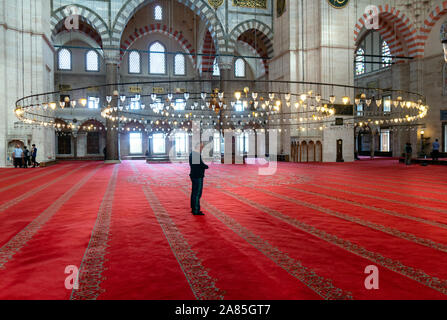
[[432, 139, 440, 161], [405, 142, 413, 165], [12, 144, 23, 168], [23, 146, 30, 168], [103, 147, 107, 161], [189, 142, 209, 216], [31, 144, 39, 167]]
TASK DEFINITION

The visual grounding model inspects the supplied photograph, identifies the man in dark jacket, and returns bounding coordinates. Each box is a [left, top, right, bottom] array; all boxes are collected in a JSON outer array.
[[23, 146, 30, 168], [405, 142, 412, 165], [189, 142, 209, 216], [31, 144, 39, 167]]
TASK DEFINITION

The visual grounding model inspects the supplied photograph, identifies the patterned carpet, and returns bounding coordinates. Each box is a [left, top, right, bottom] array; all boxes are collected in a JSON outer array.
[[0, 159, 446, 300]]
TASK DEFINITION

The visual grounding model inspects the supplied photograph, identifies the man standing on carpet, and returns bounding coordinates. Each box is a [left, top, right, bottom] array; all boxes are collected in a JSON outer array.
[[31, 144, 39, 167], [432, 139, 440, 161], [405, 142, 413, 165], [189, 142, 209, 216], [12, 144, 23, 168]]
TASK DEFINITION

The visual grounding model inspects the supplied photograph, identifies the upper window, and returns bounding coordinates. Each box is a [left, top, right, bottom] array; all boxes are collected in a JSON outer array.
[[174, 54, 186, 75], [130, 99, 141, 110], [174, 99, 186, 111], [154, 5, 163, 20], [129, 51, 141, 74], [355, 47, 365, 76], [382, 40, 392, 67], [235, 58, 245, 78], [235, 101, 244, 112], [356, 103, 364, 116], [149, 42, 166, 74], [383, 95, 392, 113], [58, 49, 72, 70], [88, 97, 100, 109], [86, 50, 99, 72], [213, 58, 220, 76]]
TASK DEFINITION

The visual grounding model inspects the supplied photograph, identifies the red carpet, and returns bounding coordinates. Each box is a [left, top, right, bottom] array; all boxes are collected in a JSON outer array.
[[0, 159, 447, 300]]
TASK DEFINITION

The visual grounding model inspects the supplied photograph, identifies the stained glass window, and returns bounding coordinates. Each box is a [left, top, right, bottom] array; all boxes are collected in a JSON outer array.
[[154, 5, 162, 20], [355, 47, 365, 76], [382, 41, 392, 67], [235, 58, 245, 78], [213, 58, 220, 76], [58, 49, 71, 70], [149, 42, 166, 74], [129, 51, 141, 74], [86, 50, 99, 72], [174, 54, 186, 75]]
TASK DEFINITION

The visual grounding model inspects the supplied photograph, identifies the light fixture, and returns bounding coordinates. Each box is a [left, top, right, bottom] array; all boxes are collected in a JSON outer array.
[[234, 91, 241, 100], [329, 95, 336, 104], [79, 99, 87, 107], [342, 96, 350, 105]]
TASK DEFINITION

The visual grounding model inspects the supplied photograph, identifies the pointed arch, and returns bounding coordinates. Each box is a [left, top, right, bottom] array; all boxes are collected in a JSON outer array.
[[229, 20, 274, 58]]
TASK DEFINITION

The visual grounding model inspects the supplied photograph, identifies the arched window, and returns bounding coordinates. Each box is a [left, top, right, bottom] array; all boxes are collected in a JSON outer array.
[[234, 58, 245, 78], [149, 42, 166, 74], [86, 50, 99, 72], [174, 54, 186, 75], [129, 51, 141, 74], [58, 48, 72, 70], [355, 47, 365, 76], [213, 58, 220, 76], [154, 5, 162, 20], [382, 40, 392, 67]]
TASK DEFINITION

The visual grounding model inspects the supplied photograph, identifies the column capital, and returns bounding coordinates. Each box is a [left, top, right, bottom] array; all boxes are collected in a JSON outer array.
[[103, 47, 121, 65], [218, 56, 233, 70]]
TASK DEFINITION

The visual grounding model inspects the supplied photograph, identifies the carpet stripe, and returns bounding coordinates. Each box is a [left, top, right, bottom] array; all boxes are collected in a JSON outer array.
[[71, 165, 119, 300], [132, 164, 225, 300], [0, 164, 90, 212], [178, 187, 353, 300], [0, 164, 103, 270], [0, 164, 71, 193], [221, 188, 447, 296]]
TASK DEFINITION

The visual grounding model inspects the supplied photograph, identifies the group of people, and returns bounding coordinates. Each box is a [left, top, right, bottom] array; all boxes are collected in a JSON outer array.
[[12, 144, 39, 168], [404, 138, 442, 165]]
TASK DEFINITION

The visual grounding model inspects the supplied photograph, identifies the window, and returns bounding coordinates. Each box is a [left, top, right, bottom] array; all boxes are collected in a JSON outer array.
[[355, 48, 365, 76], [129, 133, 143, 154], [130, 99, 141, 110], [380, 129, 390, 152], [88, 97, 100, 109], [58, 49, 72, 70], [237, 132, 249, 154], [86, 50, 99, 72], [174, 99, 186, 111], [57, 135, 71, 154], [213, 132, 221, 154], [152, 133, 166, 154], [235, 101, 244, 112], [174, 54, 186, 75], [149, 42, 166, 74], [87, 132, 100, 154], [175, 132, 188, 154], [382, 41, 392, 67], [383, 95, 391, 113], [154, 5, 162, 20], [356, 103, 364, 116], [235, 58, 245, 78], [213, 58, 220, 76], [129, 51, 141, 74]]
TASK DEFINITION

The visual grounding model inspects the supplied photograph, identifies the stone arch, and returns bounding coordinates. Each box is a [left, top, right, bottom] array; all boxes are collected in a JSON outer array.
[[229, 20, 274, 58], [300, 141, 308, 163], [421, 2, 447, 57], [308, 141, 315, 162], [236, 41, 267, 78], [50, 5, 110, 46], [120, 24, 196, 68], [111, 0, 226, 53], [353, 5, 419, 58]]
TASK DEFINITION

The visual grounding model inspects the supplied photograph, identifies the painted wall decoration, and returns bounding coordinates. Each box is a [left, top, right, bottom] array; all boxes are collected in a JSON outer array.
[[233, 0, 267, 9], [208, 0, 224, 10], [328, 0, 349, 9], [277, 0, 286, 17]]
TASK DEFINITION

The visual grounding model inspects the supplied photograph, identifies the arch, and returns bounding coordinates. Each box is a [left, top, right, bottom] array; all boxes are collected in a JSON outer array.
[[236, 41, 267, 77], [111, 0, 226, 53], [50, 5, 110, 46], [229, 20, 274, 58], [421, 2, 447, 57], [200, 30, 215, 73], [300, 141, 308, 163], [308, 141, 315, 162], [120, 24, 196, 68], [53, 32, 104, 58], [315, 141, 323, 162], [353, 5, 418, 58]]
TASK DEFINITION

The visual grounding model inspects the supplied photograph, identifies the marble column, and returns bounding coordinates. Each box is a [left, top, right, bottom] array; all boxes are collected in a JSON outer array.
[[104, 52, 121, 163]]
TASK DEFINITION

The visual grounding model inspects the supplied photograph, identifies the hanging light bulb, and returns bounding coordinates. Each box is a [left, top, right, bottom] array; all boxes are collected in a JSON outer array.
[[269, 93, 275, 100], [70, 101, 77, 108], [49, 102, 57, 110], [329, 95, 336, 104], [285, 93, 291, 101], [252, 92, 258, 100], [60, 101, 65, 108], [167, 93, 173, 101], [106, 96, 112, 103], [376, 98, 382, 107], [365, 99, 372, 106], [80, 99, 87, 107], [354, 97, 361, 105], [184, 92, 190, 101], [201, 92, 207, 100], [113, 90, 119, 96], [151, 93, 157, 101], [120, 95, 126, 103], [234, 91, 241, 101], [300, 93, 307, 102], [360, 93, 367, 99]]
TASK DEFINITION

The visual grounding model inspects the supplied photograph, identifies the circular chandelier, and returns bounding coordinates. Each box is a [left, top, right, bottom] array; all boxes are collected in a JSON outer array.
[[14, 80, 428, 134]]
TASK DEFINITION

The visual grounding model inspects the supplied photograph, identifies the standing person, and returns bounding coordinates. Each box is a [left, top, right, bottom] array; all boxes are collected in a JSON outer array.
[[12, 144, 23, 168], [405, 142, 413, 165], [31, 144, 39, 167], [23, 146, 30, 168], [189, 142, 209, 216], [103, 147, 107, 161], [432, 139, 440, 161]]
